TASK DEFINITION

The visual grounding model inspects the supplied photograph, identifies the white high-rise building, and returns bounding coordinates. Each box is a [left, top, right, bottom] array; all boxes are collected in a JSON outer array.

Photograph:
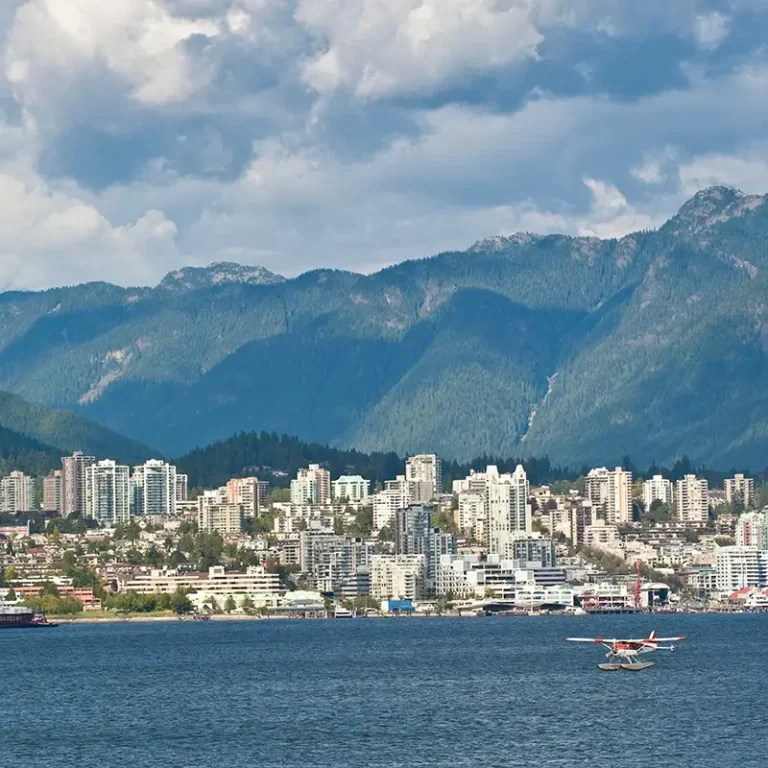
[[131, 460, 177, 517], [457, 491, 486, 540], [332, 475, 370, 503], [725, 474, 755, 507], [176, 474, 188, 502], [675, 475, 709, 524], [642, 475, 673, 509], [736, 511, 768, 549], [716, 547, 768, 593], [225, 477, 261, 517], [487, 465, 531, 555], [405, 454, 442, 499], [61, 452, 96, 516], [85, 460, 130, 526], [42, 470, 62, 512], [198, 502, 244, 535], [370, 554, 426, 600], [372, 475, 411, 531], [290, 464, 331, 505], [586, 467, 632, 525], [0, 471, 36, 513]]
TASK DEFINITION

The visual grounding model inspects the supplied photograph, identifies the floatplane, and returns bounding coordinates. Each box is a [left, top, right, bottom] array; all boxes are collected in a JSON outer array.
[[566, 630, 686, 671]]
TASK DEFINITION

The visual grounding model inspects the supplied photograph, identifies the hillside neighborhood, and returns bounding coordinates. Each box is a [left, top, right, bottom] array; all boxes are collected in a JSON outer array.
[[1, 452, 766, 617]]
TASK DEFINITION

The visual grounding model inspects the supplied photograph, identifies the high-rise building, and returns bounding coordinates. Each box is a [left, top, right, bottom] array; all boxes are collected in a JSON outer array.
[[0, 471, 36, 513], [457, 491, 486, 540], [372, 475, 410, 531], [198, 502, 244, 535], [586, 467, 632, 525], [331, 475, 370, 503], [642, 475, 674, 509], [225, 477, 261, 517], [716, 547, 768, 593], [736, 511, 768, 549], [290, 464, 331, 505], [370, 554, 426, 600], [299, 532, 375, 593], [487, 465, 531, 555], [131, 460, 177, 517], [175, 473, 188, 502], [675, 475, 709, 524], [42, 470, 62, 513], [61, 452, 96, 516], [725, 474, 755, 507], [405, 454, 442, 499], [85, 460, 130, 527]]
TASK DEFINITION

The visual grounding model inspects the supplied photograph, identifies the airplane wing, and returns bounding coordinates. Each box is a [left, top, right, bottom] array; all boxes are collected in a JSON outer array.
[[565, 637, 618, 643], [648, 636, 686, 643]]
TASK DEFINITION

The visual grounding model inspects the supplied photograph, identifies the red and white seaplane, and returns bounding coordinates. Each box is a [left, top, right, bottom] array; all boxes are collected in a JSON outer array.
[[566, 630, 686, 671]]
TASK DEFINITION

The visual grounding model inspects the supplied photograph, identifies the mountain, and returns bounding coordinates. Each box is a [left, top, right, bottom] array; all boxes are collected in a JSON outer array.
[[0, 392, 156, 466], [3, 187, 768, 467], [0, 424, 61, 476]]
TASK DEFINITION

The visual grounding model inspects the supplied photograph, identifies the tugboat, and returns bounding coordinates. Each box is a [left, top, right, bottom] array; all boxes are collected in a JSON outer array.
[[0, 606, 58, 628]]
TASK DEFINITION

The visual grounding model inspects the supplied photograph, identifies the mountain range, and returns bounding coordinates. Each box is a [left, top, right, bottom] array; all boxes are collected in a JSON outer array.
[[2, 186, 768, 468]]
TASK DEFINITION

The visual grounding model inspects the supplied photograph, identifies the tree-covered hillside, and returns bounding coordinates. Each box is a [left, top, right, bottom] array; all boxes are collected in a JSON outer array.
[[0, 425, 60, 476], [3, 188, 768, 467], [0, 392, 156, 465]]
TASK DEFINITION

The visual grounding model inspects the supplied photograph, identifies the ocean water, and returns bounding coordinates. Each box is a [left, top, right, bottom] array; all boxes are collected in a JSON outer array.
[[2, 614, 767, 768]]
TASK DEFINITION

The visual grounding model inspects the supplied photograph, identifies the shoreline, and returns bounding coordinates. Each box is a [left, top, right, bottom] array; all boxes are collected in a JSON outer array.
[[44, 608, 763, 625]]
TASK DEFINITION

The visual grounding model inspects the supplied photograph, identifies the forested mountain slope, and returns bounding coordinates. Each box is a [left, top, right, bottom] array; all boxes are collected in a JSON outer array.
[[2, 188, 768, 467]]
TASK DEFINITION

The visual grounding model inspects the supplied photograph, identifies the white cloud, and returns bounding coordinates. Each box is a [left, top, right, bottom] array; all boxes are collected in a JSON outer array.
[[0, 161, 178, 290], [631, 147, 678, 185], [693, 11, 730, 50], [296, 0, 546, 98], [578, 178, 658, 238], [679, 147, 768, 196], [5, 0, 221, 109]]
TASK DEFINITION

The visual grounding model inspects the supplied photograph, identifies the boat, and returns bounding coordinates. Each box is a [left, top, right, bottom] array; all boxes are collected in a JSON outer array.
[[0, 606, 58, 628]]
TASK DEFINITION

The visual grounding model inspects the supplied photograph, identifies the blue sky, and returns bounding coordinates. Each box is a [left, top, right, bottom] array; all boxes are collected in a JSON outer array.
[[1, 0, 768, 289]]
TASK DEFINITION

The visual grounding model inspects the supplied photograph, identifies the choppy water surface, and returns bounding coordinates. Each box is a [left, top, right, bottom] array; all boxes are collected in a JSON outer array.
[[3, 614, 767, 768]]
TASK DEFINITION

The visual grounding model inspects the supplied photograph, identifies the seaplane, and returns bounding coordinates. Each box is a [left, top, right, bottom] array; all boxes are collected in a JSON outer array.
[[566, 630, 686, 671]]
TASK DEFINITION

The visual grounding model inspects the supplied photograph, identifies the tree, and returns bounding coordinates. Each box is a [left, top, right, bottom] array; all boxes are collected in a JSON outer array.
[[5, 587, 17, 601], [241, 596, 256, 614], [170, 590, 193, 615], [224, 596, 237, 613]]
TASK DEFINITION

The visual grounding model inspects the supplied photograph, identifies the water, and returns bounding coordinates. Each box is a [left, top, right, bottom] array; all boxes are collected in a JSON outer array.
[[2, 614, 767, 768]]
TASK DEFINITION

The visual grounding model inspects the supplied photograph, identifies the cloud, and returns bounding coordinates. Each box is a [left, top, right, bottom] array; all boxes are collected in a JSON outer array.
[[1, 1, 768, 290], [5, 0, 221, 110], [693, 11, 731, 49]]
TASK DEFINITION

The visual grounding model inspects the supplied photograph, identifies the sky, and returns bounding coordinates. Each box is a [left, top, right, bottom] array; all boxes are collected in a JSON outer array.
[[2, 0, 768, 290]]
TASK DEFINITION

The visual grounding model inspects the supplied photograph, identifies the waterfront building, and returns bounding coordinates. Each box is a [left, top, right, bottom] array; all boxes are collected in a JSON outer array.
[[724, 474, 755, 507], [120, 565, 280, 597], [586, 467, 632, 525], [0, 471, 36, 513], [331, 475, 370, 503], [405, 454, 442, 499], [131, 460, 177, 517], [675, 475, 709, 524], [290, 464, 331, 505], [225, 477, 261, 516], [715, 547, 768, 593], [642, 475, 674, 509], [61, 452, 96, 516], [84, 460, 131, 527], [299, 531, 375, 594], [175, 473, 188, 502], [736, 511, 768, 549], [42, 470, 62, 512], [505, 534, 557, 569], [370, 554, 426, 600]]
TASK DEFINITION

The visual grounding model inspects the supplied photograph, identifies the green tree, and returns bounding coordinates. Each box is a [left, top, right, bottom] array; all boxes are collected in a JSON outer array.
[[224, 596, 237, 613], [241, 596, 256, 614], [170, 590, 193, 615]]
